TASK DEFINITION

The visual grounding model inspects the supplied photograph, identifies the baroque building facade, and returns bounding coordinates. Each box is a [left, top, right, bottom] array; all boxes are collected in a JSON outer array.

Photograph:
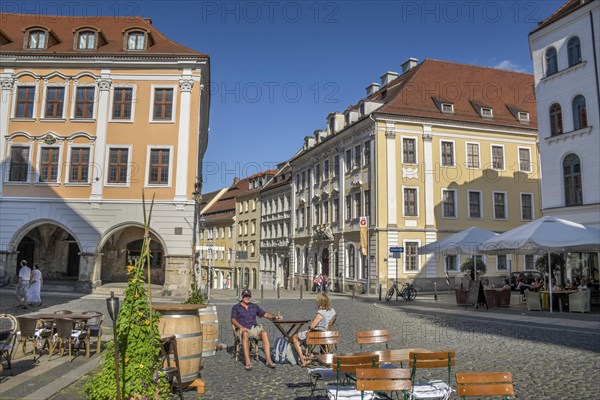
[[529, 0, 599, 282], [0, 13, 210, 294], [289, 58, 541, 293], [259, 164, 292, 289]]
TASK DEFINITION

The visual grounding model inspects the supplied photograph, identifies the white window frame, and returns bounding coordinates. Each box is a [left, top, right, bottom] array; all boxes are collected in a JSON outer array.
[[35, 143, 63, 185], [149, 84, 177, 123], [467, 190, 483, 219], [496, 255, 508, 271], [70, 81, 98, 121], [65, 143, 93, 185], [144, 145, 173, 188], [465, 142, 480, 169], [445, 254, 458, 272], [518, 112, 530, 122], [125, 30, 147, 50], [5, 142, 33, 184], [480, 107, 493, 118], [441, 189, 458, 219], [41, 82, 68, 120], [402, 186, 420, 217], [492, 191, 508, 220], [109, 83, 137, 122], [105, 144, 133, 187], [440, 140, 455, 167], [441, 103, 454, 113], [490, 144, 505, 171], [401, 136, 418, 164], [12, 82, 39, 120], [75, 30, 98, 50], [520, 192, 535, 221], [402, 239, 421, 274], [517, 146, 532, 173]]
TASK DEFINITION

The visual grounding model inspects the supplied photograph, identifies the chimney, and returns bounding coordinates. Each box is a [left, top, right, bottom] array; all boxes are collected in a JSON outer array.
[[233, 177, 240, 185], [380, 71, 399, 87], [401, 58, 419, 74], [144, 18, 153, 25], [366, 83, 380, 96]]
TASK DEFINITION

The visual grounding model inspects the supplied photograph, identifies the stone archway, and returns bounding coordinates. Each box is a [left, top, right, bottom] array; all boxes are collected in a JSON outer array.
[[15, 223, 81, 280], [99, 226, 165, 284]]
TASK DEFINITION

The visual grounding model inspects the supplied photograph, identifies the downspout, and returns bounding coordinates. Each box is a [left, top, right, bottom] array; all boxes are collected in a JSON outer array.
[[369, 114, 378, 293]]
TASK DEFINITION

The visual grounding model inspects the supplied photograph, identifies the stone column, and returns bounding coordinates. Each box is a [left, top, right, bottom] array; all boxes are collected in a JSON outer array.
[[90, 74, 112, 203], [174, 76, 194, 205], [0, 74, 14, 197], [385, 127, 397, 226], [164, 255, 192, 297], [422, 125, 437, 277], [76, 252, 97, 292]]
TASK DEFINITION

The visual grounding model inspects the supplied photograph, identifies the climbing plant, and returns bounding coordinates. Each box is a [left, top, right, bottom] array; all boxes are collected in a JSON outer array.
[[86, 193, 172, 399]]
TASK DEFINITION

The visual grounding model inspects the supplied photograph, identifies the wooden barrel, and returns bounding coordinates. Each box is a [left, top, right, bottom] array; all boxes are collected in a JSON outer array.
[[153, 304, 206, 384], [198, 305, 219, 358]]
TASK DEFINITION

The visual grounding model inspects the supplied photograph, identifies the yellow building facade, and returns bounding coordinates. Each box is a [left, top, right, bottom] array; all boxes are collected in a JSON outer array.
[[0, 13, 210, 294]]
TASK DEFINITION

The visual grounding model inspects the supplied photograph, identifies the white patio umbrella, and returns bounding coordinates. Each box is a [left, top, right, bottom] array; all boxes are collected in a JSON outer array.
[[418, 227, 498, 281], [480, 216, 600, 312]]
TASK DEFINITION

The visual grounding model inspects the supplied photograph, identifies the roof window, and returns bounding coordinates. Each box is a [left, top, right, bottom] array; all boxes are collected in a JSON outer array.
[[126, 30, 146, 50], [27, 29, 47, 49], [441, 103, 454, 114], [480, 107, 493, 118]]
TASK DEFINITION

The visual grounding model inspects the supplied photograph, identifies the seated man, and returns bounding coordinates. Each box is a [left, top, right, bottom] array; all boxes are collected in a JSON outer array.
[[231, 289, 282, 370], [496, 279, 511, 290]]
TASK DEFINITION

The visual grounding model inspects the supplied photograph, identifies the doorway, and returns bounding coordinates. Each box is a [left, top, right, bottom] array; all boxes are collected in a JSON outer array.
[[322, 248, 330, 276]]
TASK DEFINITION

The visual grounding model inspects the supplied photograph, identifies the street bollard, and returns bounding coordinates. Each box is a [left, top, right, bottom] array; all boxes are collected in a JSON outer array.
[[300, 285, 303, 300], [378, 284, 382, 302], [261, 284, 264, 299], [434, 282, 438, 301], [277, 284, 280, 300], [352, 285, 355, 301]]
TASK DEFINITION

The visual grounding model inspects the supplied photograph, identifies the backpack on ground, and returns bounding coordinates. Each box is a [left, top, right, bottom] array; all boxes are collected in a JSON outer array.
[[272, 336, 297, 365]]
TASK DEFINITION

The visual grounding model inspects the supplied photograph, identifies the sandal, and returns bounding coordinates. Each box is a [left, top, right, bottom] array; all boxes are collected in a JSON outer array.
[[300, 360, 312, 367], [266, 362, 276, 369], [245, 364, 253, 371]]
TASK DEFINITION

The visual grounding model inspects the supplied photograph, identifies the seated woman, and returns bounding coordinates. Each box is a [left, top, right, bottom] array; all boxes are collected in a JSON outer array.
[[532, 278, 543, 291], [482, 278, 493, 290], [496, 278, 510, 290], [292, 292, 336, 366]]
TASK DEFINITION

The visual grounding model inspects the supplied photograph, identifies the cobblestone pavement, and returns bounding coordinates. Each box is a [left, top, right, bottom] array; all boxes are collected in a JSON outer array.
[[1, 288, 599, 399]]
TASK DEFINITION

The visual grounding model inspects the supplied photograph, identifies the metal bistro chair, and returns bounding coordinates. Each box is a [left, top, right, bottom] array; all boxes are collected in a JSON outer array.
[[325, 354, 380, 400], [0, 314, 18, 370], [409, 350, 456, 400]]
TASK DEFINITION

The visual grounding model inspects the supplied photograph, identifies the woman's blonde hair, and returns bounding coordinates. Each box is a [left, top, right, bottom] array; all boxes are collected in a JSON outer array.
[[316, 292, 331, 310]]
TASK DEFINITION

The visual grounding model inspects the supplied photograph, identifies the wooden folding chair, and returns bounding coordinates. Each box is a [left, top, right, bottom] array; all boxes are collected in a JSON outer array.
[[408, 350, 456, 399], [356, 368, 412, 400], [160, 335, 184, 400], [231, 324, 259, 362], [456, 371, 514, 399], [305, 330, 340, 360], [357, 329, 391, 351], [326, 354, 380, 400]]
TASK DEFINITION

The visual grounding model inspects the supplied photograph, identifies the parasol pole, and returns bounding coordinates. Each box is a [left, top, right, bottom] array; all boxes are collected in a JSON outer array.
[[548, 251, 552, 313]]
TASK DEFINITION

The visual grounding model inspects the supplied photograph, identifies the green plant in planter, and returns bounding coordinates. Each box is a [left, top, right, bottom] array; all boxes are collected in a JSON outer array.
[[460, 257, 487, 280], [184, 287, 205, 305], [535, 253, 564, 276], [86, 193, 172, 399]]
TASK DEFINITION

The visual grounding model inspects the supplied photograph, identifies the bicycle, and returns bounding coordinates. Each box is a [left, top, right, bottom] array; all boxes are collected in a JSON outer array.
[[385, 280, 417, 301]]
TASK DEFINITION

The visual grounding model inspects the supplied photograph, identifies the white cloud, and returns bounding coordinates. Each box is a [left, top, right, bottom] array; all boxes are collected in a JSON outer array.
[[494, 60, 527, 73]]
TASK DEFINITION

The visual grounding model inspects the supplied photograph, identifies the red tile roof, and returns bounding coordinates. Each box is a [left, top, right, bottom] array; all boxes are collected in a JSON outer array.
[[530, 0, 595, 34], [0, 12, 207, 57], [202, 178, 250, 216]]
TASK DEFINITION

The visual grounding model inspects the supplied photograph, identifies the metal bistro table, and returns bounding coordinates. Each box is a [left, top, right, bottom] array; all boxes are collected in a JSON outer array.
[[316, 347, 432, 367], [272, 319, 310, 342]]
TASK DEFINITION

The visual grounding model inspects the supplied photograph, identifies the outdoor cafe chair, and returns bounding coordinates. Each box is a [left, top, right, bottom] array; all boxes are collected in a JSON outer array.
[[455, 371, 514, 399], [231, 323, 259, 363], [408, 350, 456, 400], [0, 314, 18, 370], [305, 330, 340, 360], [524, 290, 542, 311], [569, 290, 591, 313], [160, 335, 184, 400], [16, 316, 51, 361], [357, 329, 391, 351], [48, 318, 89, 361], [82, 311, 104, 354], [356, 367, 412, 400], [325, 354, 380, 400]]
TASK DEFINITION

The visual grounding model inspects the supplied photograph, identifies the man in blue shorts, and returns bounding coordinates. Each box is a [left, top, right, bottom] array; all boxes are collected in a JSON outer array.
[[231, 289, 282, 370]]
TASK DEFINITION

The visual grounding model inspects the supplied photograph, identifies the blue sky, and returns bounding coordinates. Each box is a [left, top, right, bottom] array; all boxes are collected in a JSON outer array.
[[5, 0, 564, 192]]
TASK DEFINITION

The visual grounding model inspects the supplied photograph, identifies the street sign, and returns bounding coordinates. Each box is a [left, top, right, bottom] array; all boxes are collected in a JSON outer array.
[[389, 246, 404, 254]]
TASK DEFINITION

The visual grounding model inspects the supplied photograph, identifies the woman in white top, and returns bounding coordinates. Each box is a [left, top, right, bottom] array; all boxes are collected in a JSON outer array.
[[292, 292, 336, 366], [27, 264, 43, 306]]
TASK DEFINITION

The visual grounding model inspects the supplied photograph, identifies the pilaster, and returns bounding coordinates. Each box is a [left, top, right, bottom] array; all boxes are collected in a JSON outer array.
[[0, 73, 15, 195], [90, 72, 112, 203], [385, 126, 397, 226], [174, 75, 194, 205]]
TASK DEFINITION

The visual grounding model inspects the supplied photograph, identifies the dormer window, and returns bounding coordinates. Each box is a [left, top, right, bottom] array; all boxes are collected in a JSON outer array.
[[77, 30, 97, 50], [441, 103, 454, 114], [518, 112, 530, 122], [480, 107, 493, 118], [0, 31, 11, 45], [27, 30, 47, 49], [127, 31, 146, 50]]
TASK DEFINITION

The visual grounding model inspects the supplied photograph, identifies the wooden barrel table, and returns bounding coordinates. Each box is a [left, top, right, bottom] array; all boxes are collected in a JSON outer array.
[[198, 305, 219, 359], [153, 304, 205, 385]]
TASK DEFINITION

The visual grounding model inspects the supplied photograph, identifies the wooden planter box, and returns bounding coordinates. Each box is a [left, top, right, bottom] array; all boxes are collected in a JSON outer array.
[[455, 288, 468, 305]]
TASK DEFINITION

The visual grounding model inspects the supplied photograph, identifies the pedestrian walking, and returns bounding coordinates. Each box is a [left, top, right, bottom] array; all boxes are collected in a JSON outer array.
[[27, 264, 43, 306], [16, 259, 31, 309]]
